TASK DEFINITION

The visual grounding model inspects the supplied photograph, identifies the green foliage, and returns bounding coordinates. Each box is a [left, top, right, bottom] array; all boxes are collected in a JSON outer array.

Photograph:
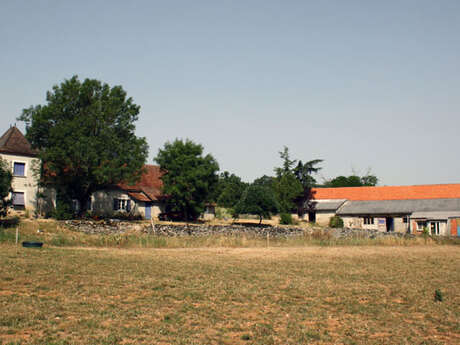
[[273, 147, 304, 213], [51, 190, 74, 220], [18, 76, 148, 216], [155, 139, 219, 221], [279, 212, 293, 225], [213, 171, 248, 208], [0, 158, 13, 218], [329, 216, 344, 228], [434, 289, 443, 302], [234, 185, 279, 224], [253, 175, 276, 191], [323, 173, 378, 187], [215, 207, 233, 220], [275, 173, 303, 213], [293, 159, 323, 189]]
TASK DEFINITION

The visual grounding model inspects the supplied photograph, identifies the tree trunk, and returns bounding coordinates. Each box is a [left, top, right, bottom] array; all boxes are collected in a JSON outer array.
[[259, 215, 262, 225]]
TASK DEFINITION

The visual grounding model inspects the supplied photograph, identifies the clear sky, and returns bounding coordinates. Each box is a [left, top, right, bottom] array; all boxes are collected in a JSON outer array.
[[1, 0, 459, 185]]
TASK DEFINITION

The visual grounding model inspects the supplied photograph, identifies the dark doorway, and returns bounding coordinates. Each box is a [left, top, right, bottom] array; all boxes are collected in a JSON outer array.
[[385, 217, 394, 232], [308, 211, 316, 223]]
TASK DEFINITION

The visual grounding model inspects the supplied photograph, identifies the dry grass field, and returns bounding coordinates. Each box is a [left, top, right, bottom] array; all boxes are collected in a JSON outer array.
[[1, 245, 459, 344]]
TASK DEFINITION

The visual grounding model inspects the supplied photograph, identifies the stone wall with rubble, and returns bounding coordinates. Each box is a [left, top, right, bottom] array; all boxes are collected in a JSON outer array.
[[62, 220, 411, 239]]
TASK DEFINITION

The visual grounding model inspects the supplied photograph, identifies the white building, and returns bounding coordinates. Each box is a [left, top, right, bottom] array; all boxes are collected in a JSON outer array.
[[0, 126, 40, 213]]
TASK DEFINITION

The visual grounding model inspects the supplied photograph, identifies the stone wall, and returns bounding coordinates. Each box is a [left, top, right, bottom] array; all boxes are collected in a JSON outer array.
[[63, 220, 412, 239]]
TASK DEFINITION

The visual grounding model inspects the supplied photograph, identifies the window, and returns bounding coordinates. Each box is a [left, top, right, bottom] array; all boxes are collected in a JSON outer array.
[[416, 221, 427, 231], [13, 162, 25, 176], [12, 192, 25, 209], [363, 217, 374, 225], [402, 216, 408, 223], [113, 199, 131, 211]]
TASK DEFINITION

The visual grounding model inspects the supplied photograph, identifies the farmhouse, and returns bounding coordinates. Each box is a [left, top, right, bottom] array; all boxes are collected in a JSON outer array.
[[0, 126, 40, 212], [90, 165, 165, 220], [0, 127, 166, 219], [306, 185, 460, 236]]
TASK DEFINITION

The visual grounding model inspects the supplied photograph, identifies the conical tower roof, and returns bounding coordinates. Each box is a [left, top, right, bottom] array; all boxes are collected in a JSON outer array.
[[0, 126, 38, 157]]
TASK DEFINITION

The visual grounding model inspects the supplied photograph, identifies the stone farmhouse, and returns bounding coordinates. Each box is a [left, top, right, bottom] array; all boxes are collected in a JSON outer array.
[[306, 185, 460, 236], [0, 127, 165, 219], [0, 126, 41, 212]]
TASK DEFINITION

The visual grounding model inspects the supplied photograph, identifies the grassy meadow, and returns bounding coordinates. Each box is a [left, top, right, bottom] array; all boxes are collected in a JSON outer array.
[[1, 243, 459, 344]]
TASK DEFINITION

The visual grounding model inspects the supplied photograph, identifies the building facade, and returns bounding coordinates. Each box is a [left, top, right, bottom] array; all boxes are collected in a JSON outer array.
[[0, 126, 40, 213], [306, 185, 460, 236]]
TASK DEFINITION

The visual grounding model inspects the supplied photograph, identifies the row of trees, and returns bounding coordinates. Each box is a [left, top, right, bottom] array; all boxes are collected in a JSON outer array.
[[14, 76, 377, 221]]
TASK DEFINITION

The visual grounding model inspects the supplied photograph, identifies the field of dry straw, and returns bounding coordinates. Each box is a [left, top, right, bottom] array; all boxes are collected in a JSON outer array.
[[1, 241, 459, 344]]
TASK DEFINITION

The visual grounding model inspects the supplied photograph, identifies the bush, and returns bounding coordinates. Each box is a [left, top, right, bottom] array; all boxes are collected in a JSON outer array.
[[329, 216, 344, 228], [51, 203, 74, 220], [279, 213, 293, 225], [0, 216, 20, 228], [434, 289, 443, 302]]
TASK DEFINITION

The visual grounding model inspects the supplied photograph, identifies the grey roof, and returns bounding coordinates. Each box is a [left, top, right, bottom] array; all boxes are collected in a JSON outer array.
[[307, 199, 346, 211], [410, 211, 460, 220], [337, 198, 460, 216]]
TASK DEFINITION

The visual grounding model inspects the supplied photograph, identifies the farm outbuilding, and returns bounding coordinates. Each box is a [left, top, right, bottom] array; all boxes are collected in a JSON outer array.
[[305, 184, 460, 236]]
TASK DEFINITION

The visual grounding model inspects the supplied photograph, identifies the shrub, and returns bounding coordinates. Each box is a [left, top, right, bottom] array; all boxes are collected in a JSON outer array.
[[279, 213, 293, 225], [51, 204, 74, 220], [329, 216, 344, 228], [434, 289, 443, 302]]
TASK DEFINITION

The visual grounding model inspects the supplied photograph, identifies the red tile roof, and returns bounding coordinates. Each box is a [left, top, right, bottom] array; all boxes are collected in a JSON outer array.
[[118, 165, 164, 201], [0, 127, 38, 157], [311, 184, 460, 201]]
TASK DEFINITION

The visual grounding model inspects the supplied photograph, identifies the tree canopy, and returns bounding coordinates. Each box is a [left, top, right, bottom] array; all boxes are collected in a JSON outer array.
[[234, 184, 279, 224], [0, 158, 13, 217], [212, 171, 248, 208], [273, 147, 303, 213], [323, 173, 378, 187], [18, 76, 148, 215], [155, 139, 219, 221]]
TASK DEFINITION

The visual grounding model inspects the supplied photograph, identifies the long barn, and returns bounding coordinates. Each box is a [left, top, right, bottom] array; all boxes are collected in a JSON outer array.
[[306, 185, 460, 236]]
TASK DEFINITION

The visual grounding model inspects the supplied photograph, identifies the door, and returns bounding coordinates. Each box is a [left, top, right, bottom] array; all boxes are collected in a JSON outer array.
[[430, 222, 440, 235], [385, 217, 394, 232], [457, 225, 460, 237], [145, 204, 151, 220]]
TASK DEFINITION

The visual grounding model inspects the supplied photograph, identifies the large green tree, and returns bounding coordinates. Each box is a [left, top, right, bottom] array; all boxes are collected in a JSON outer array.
[[274, 147, 303, 213], [212, 171, 248, 208], [0, 158, 13, 217], [18, 76, 148, 215], [155, 139, 219, 221], [234, 184, 279, 224]]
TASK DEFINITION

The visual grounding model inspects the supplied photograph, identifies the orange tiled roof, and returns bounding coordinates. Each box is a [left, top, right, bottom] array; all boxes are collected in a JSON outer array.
[[311, 184, 460, 201], [118, 165, 164, 201]]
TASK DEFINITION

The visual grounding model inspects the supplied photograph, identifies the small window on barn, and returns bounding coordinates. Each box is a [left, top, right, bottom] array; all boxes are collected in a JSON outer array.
[[402, 217, 408, 223], [416, 221, 427, 231], [363, 217, 374, 225], [13, 162, 25, 176]]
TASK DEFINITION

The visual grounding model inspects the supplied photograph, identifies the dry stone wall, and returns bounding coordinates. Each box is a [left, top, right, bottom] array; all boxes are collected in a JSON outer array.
[[63, 220, 412, 239]]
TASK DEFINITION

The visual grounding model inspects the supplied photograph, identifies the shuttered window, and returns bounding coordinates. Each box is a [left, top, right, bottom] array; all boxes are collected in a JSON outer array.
[[12, 192, 25, 206]]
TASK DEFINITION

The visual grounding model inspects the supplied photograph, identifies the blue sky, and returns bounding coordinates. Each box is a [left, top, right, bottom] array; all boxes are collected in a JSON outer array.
[[1, 0, 459, 185]]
